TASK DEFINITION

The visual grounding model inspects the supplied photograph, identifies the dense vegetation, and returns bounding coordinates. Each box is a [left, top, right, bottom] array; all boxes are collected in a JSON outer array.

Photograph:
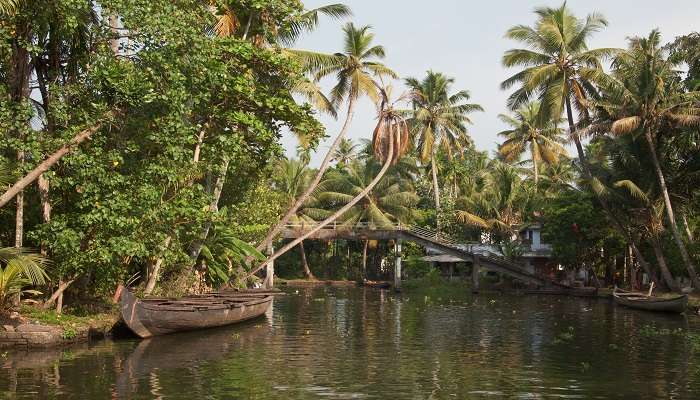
[[0, 1, 698, 313]]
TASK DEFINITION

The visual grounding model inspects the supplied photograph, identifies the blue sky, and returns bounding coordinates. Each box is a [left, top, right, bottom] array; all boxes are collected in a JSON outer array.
[[285, 0, 700, 165]]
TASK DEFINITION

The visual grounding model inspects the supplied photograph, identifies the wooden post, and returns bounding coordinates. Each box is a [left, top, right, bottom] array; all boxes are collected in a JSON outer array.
[[471, 255, 480, 293], [394, 239, 402, 291], [265, 243, 274, 289]]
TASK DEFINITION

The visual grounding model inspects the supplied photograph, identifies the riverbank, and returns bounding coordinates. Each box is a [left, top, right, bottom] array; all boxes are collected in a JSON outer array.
[[0, 306, 119, 349]]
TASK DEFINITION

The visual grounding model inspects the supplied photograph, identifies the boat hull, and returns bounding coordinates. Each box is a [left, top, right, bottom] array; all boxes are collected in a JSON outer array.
[[613, 291, 688, 313], [120, 289, 273, 338]]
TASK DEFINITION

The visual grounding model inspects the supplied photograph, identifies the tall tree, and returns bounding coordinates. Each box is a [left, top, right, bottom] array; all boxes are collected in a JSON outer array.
[[498, 101, 567, 184], [500, 3, 663, 286], [404, 70, 483, 216], [255, 22, 396, 253], [595, 30, 700, 288], [316, 158, 418, 278], [331, 138, 358, 170], [244, 85, 409, 280]]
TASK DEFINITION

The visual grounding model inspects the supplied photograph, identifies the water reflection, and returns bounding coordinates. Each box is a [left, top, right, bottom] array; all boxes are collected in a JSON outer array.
[[1, 287, 698, 399]]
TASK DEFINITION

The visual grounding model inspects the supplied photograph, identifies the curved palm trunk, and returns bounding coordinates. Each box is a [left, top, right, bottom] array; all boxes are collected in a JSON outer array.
[[299, 240, 315, 280], [431, 156, 441, 210], [650, 237, 680, 292], [564, 94, 660, 287], [531, 143, 539, 185], [682, 213, 694, 242], [644, 130, 699, 289], [243, 135, 394, 281], [0, 115, 113, 209], [255, 99, 357, 252]]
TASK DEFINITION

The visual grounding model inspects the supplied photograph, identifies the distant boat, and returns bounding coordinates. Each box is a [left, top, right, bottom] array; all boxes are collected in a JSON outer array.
[[120, 288, 274, 338], [613, 287, 688, 313]]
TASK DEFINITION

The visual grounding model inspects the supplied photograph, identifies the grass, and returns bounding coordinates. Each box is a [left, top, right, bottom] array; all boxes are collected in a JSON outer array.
[[19, 304, 118, 334]]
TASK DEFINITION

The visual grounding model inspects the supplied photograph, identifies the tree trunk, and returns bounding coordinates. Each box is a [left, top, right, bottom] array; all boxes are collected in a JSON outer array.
[[650, 237, 680, 292], [431, 155, 441, 210], [682, 213, 695, 242], [644, 129, 700, 289], [244, 133, 395, 281], [144, 236, 172, 295], [42, 278, 76, 311], [188, 158, 230, 263], [14, 187, 23, 248], [255, 99, 356, 253], [532, 156, 539, 185], [299, 240, 314, 280], [362, 239, 368, 280], [563, 93, 660, 287], [108, 14, 120, 54], [146, 126, 207, 294], [0, 115, 113, 209]]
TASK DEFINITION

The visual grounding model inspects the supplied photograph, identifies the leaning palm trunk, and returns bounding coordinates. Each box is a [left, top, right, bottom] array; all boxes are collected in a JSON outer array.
[[0, 114, 113, 209], [188, 157, 230, 262], [255, 100, 356, 253], [564, 96, 660, 287], [299, 240, 314, 279], [430, 156, 441, 210], [683, 213, 695, 242], [644, 129, 700, 289], [243, 134, 394, 281], [650, 237, 679, 292]]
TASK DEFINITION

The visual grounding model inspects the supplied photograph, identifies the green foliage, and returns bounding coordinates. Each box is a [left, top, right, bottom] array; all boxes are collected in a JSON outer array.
[[542, 190, 623, 269], [0, 247, 49, 308]]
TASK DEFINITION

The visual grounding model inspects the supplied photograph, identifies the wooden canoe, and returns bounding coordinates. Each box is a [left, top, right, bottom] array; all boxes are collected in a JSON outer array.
[[613, 288, 688, 313], [120, 288, 273, 338]]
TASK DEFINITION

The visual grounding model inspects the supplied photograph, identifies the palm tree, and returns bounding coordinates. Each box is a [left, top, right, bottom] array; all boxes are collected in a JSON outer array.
[[273, 158, 321, 279], [256, 22, 397, 253], [316, 159, 418, 277], [0, 0, 20, 15], [331, 138, 358, 170], [212, 3, 352, 45], [404, 70, 483, 213], [497, 102, 567, 184], [244, 85, 409, 280], [498, 4, 668, 284], [594, 30, 700, 288], [0, 247, 49, 309], [456, 163, 535, 243]]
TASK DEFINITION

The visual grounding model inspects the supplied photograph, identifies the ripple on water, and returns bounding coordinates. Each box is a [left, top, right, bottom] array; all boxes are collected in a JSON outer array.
[[1, 287, 699, 399]]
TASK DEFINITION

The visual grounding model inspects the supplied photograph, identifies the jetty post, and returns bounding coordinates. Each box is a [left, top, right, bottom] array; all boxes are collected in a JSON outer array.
[[394, 239, 402, 290], [265, 243, 274, 288], [471, 254, 480, 293]]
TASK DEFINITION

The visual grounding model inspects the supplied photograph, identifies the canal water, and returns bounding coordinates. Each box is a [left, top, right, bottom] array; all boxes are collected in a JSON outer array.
[[1, 286, 699, 399]]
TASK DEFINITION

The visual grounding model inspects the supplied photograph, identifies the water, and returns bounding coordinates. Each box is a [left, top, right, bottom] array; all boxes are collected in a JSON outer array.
[[1, 286, 699, 399]]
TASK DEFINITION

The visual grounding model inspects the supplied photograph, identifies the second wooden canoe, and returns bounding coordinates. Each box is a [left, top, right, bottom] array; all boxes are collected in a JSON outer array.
[[613, 289, 688, 313]]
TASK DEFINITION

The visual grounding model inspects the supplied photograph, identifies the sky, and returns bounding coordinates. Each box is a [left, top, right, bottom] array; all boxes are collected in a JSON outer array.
[[284, 0, 700, 166]]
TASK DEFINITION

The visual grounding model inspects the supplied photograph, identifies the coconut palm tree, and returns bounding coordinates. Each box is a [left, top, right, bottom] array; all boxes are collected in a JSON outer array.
[[256, 22, 396, 253], [593, 30, 700, 288], [455, 163, 535, 243], [244, 85, 409, 280], [497, 102, 567, 184], [316, 159, 418, 277], [0, 247, 49, 309], [273, 158, 322, 279], [0, 0, 20, 15], [331, 138, 358, 170], [498, 4, 669, 284], [404, 70, 483, 213]]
